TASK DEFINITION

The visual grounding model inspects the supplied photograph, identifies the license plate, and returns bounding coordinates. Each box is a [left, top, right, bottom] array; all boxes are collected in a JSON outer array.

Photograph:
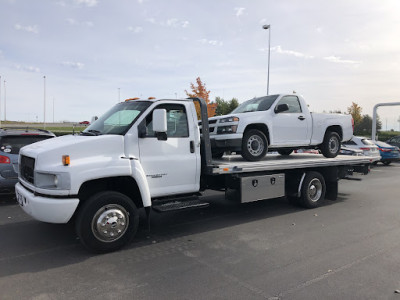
[[16, 191, 25, 206]]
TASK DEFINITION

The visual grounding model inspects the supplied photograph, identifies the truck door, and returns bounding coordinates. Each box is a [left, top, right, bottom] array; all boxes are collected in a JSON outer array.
[[271, 95, 311, 146], [138, 103, 200, 197]]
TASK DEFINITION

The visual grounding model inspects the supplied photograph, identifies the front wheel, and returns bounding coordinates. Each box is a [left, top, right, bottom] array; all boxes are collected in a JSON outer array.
[[320, 131, 341, 158], [241, 129, 268, 161], [75, 191, 139, 253]]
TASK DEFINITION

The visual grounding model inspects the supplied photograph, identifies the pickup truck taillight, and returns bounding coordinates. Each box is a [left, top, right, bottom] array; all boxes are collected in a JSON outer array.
[[0, 155, 11, 164]]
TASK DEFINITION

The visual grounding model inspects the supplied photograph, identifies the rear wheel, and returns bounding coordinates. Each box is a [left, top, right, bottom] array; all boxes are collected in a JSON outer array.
[[75, 191, 139, 253], [383, 161, 392, 166], [299, 171, 326, 208], [241, 129, 268, 161], [320, 131, 341, 158]]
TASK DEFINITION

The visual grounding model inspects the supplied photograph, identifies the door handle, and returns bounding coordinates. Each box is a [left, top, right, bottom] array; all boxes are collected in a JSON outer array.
[[190, 141, 195, 153], [298, 116, 305, 120]]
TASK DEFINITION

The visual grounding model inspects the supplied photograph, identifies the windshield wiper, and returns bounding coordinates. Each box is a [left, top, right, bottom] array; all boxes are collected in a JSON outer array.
[[81, 129, 102, 136]]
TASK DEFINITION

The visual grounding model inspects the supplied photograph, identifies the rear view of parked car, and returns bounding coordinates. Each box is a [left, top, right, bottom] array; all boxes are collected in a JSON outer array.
[[341, 136, 381, 162], [0, 128, 55, 194], [374, 140, 400, 165]]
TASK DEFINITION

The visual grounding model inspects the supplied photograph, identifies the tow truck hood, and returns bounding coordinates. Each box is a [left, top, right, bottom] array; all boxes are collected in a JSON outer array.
[[20, 134, 126, 170]]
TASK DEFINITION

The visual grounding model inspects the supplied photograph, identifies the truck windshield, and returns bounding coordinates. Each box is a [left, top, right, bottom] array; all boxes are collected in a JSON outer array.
[[231, 95, 279, 114], [82, 101, 152, 135]]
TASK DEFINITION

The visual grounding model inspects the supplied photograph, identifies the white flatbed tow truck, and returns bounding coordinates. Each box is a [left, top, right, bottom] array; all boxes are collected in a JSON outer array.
[[15, 97, 373, 253]]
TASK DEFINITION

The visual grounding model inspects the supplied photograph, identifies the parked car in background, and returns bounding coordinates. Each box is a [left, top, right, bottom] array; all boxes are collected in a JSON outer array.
[[386, 135, 400, 148], [294, 149, 320, 154], [373, 140, 400, 165], [341, 136, 381, 162], [339, 146, 363, 156], [0, 128, 55, 194], [79, 121, 90, 125]]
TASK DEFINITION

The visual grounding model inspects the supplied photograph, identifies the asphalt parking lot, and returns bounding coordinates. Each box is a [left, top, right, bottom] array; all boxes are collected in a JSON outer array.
[[1, 163, 400, 300]]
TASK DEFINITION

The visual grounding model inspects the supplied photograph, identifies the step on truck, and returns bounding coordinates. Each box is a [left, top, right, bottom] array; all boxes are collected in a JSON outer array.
[[15, 97, 372, 253]]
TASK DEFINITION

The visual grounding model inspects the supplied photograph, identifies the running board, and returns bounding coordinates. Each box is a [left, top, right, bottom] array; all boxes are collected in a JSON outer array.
[[152, 199, 210, 213]]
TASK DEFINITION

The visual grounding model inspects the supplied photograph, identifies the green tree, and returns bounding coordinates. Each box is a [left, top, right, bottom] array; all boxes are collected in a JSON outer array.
[[214, 97, 239, 116], [355, 114, 382, 135]]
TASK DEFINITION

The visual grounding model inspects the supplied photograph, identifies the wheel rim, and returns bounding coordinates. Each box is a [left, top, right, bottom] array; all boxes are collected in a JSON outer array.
[[307, 178, 322, 202], [91, 204, 129, 243], [247, 135, 264, 156], [329, 136, 339, 154]]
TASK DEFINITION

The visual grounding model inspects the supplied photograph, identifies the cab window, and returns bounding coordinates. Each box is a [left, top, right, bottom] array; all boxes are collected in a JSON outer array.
[[142, 104, 189, 138], [275, 96, 302, 113]]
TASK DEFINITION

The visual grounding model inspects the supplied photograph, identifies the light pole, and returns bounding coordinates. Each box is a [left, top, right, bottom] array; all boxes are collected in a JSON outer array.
[[53, 97, 55, 123], [0, 75, 1, 127], [262, 24, 271, 95], [4, 80, 6, 122], [118, 88, 120, 103], [43, 76, 46, 129]]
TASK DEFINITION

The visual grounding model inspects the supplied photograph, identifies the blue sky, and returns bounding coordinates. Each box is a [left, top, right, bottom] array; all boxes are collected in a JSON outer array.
[[1, 0, 400, 130]]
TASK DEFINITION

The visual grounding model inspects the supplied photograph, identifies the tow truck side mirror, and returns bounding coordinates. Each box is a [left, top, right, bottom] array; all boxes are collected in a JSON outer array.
[[153, 109, 168, 141]]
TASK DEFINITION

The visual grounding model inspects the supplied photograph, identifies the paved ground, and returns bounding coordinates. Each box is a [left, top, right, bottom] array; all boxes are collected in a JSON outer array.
[[1, 163, 400, 299]]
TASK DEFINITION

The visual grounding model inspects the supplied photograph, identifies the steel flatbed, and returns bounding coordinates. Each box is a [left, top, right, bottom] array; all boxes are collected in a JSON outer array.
[[209, 153, 374, 175]]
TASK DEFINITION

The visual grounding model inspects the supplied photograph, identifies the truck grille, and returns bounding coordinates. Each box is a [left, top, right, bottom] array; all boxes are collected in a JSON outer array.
[[20, 155, 35, 184]]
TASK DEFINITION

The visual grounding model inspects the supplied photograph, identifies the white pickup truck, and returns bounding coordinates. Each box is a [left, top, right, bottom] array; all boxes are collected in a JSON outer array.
[[15, 97, 370, 253], [205, 94, 353, 161]]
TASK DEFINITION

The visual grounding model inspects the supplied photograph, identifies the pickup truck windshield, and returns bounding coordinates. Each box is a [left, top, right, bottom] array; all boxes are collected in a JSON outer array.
[[231, 95, 279, 114], [82, 101, 152, 135]]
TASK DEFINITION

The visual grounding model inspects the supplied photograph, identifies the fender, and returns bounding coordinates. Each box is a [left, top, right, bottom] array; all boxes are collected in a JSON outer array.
[[131, 159, 151, 207]]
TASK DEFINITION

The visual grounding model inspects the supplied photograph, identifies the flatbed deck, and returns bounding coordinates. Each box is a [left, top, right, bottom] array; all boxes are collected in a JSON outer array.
[[210, 153, 374, 174]]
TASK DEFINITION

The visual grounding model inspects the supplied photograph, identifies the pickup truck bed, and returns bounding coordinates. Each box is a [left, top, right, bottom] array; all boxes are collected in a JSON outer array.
[[208, 153, 373, 175]]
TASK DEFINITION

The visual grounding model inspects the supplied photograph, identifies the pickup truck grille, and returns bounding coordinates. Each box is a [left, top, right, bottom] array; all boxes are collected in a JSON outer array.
[[20, 155, 35, 184]]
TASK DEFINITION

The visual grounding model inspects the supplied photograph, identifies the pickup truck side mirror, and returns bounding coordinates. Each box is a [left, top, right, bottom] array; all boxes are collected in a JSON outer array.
[[153, 109, 168, 141], [275, 104, 289, 114]]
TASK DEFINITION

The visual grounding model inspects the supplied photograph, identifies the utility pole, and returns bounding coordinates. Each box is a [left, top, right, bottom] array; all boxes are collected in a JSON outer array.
[[0, 75, 1, 127], [4, 80, 6, 122], [53, 97, 55, 123], [43, 76, 46, 129]]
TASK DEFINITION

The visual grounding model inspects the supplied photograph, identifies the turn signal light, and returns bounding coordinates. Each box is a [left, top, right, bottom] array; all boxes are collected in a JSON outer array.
[[62, 155, 70, 166], [0, 155, 10, 164]]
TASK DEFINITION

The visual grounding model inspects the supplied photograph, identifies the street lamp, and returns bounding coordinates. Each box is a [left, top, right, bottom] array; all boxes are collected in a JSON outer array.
[[4, 80, 6, 121], [262, 24, 271, 95], [43, 76, 46, 129]]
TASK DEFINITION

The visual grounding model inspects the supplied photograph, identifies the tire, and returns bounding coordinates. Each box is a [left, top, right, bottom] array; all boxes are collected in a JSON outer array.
[[383, 161, 392, 166], [75, 191, 139, 253], [320, 131, 341, 158], [278, 149, 293, 156], [299, 171, 326, 209], [241, 129, 268, 161]]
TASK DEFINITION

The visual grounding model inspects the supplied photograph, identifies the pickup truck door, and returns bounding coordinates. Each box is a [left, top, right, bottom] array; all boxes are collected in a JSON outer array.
[[271, 95, 312, 146], [137, 103, 200, 197]]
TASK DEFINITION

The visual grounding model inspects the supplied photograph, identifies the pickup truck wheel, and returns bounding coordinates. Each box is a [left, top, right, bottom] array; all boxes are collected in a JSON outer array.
[[321, 131, 341, 158], [383, 161, 391, 166], [299, 171, 326, 208], [241, 129, 268, 161], [278, 149, 293, 156], [75, 191, 139, 253]]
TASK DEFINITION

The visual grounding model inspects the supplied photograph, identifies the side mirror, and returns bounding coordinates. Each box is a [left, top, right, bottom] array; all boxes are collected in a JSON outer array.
[[275, 104, 289, 113], [153, 109, 168, 141]]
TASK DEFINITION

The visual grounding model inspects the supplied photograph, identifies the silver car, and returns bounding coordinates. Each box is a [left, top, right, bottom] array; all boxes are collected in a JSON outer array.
[[342, 136, 381, 162]]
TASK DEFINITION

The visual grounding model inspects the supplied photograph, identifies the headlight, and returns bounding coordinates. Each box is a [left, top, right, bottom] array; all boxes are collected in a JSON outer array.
[[219, 116, 239, 123], [35, 172, 70, 190], [217, 125, 238, 134]]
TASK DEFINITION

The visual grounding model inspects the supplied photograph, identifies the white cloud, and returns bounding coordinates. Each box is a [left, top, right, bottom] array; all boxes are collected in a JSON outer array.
[[66, 18, 94, 27], [316, 27, 323, 33], [62, 61, 84, 69], [146, 17, 189, 28], [128, 26, 143, 33], [74, 0, 98, 7], [15, 64, 40, 73], [199, 39, 223, 46], [268, 45, 314, 59], [235, 7, 245, 17], [14, 24, 39, 34], [324, 56, 361, 65]]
